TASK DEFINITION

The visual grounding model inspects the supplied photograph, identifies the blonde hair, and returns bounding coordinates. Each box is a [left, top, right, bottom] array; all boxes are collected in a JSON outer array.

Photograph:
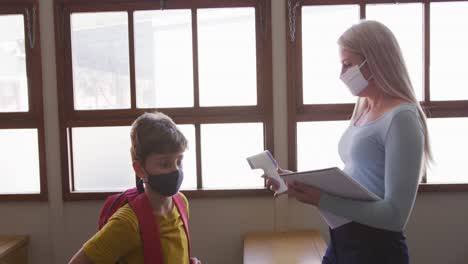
[[130, 112, 187, 163], [338, 20, 433, 169]]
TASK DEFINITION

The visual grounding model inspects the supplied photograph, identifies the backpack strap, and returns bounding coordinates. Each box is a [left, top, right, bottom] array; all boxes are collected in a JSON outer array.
[[98, 188, 140, 229], [173, 193, 192, 259], [128, 193, 164, 264]]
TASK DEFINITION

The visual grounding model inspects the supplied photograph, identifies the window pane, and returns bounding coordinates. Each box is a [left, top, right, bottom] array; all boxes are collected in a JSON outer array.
[[177, 125, 197, 190], [134, 10, 194, 108], [0, 15, 28, 112], [427, 118, 468, 183], [297, 121, 348, 171], [431, 2, 468, 101], [72, 125, 197, 192], [366, 3, 423, 101], [201, 123, 264, 189], [302, 5, 358, 104], [198, 8, 257, 106], [72, 126, 134, 192], [71, 12, 131, 110], [0, 129, 40, 194]]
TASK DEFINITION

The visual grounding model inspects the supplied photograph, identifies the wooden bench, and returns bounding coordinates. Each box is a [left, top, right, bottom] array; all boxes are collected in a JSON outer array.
[[244, 230, 327, 264], [0, 236, 28, 264]]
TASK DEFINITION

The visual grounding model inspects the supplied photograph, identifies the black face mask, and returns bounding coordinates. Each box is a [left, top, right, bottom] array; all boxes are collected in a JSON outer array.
[[144, 169, 184, 197]]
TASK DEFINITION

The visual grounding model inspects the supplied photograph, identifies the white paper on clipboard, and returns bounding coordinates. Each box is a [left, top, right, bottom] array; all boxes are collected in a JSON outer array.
[[281, 167, 382, 229]]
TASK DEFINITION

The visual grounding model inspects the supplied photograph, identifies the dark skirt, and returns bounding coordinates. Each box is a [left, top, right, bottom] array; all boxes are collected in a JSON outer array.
[[322, 222, 409, 264]]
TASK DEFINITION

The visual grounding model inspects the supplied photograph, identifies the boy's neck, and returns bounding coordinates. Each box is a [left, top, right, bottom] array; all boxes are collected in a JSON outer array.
[[144, 188, 173, 216]]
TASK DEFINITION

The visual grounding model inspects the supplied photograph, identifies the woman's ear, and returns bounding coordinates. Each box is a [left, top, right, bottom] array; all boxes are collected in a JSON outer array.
[[361, 61, 373, 81]]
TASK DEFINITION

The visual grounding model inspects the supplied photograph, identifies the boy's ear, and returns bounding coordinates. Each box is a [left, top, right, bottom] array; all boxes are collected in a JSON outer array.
[[133, 160, 145, 179]]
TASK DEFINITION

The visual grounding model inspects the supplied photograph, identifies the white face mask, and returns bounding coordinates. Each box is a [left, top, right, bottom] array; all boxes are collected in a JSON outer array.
[[340, 60, 372, 96]]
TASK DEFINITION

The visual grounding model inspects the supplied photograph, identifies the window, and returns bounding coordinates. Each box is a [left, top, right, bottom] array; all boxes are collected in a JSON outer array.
[[0, 0, 47, 200], [286, 0, 468, 190], [55, 0, 273, 200]]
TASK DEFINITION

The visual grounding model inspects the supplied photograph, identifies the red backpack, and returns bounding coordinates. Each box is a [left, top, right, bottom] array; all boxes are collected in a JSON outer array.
[[98, 187, 192, 264]]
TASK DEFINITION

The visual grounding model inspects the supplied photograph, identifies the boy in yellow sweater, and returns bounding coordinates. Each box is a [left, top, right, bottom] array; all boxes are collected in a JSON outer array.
[[69, 112, 200, 264]]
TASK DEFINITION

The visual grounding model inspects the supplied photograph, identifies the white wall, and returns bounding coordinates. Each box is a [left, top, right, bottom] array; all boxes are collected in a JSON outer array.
[[0, 0, 467, 263]]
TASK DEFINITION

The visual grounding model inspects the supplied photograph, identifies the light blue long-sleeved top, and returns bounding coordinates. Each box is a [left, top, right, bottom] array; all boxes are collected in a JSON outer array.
[[318, 103, 424, 232]]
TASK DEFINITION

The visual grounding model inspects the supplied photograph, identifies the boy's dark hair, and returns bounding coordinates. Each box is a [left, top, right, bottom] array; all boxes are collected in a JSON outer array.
[[130, 112, 187, 163]]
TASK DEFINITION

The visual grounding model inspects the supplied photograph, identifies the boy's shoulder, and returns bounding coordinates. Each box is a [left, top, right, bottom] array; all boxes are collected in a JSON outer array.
[[108, 193, 189, 223], [108, 204, 139, 230]]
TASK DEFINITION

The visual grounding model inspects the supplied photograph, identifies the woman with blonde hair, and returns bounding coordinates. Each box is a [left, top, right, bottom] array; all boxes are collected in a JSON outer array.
[[268, 20, 432, 263]]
